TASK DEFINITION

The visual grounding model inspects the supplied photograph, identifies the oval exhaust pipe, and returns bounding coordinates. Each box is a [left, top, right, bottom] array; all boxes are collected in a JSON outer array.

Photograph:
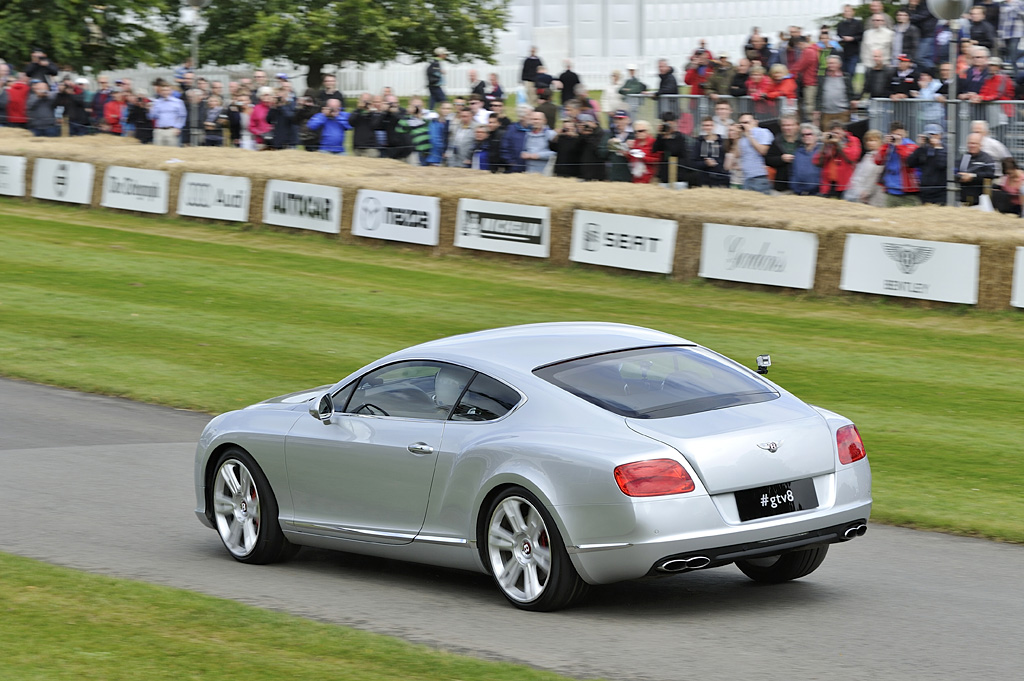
[[657, 556, 711, 573], [844, 523, 869, 539], [856, 524, 867, 536]]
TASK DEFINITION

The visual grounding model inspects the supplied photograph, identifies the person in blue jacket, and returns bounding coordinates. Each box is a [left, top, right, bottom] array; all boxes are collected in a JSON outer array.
[[306, 98, 351, 154], [791, 123, 823, 195], [499, 106, 533, 173]]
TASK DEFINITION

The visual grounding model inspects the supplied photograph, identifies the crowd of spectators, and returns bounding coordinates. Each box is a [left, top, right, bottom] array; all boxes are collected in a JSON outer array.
[[3, 1, 1024, 211]]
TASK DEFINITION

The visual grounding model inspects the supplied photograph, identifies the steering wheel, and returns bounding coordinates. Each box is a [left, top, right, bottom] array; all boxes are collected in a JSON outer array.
[[352, 402, 390, 416]]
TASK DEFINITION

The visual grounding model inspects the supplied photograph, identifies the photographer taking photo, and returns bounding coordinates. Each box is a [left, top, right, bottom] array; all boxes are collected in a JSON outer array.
[[652, 111, 688, 188], [813, 121, 862, 198], [907, 123, 947, 205]]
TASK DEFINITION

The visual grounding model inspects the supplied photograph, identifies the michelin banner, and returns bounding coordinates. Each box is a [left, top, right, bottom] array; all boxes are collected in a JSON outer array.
[[263, 180, 341, 234], [101, 166, 170, 214], [455, 199, 550, 258], [0, 155, 26, 197], [177, 173, 251, 222], [352, 189, 440, 245], [700, 223, 818, 289], [570, 210, 677, 274], [31, 158, 95, 205], [1013, 247, 1024, 309], [840, 234, 979, 305]]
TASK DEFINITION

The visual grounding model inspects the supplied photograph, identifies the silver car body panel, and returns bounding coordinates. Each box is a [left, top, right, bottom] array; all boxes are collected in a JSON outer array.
[[194, 322, 872, 584]]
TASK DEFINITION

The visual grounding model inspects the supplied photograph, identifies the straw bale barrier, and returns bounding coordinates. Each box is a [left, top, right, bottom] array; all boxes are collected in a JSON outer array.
[[3, 128, 1023, 310]]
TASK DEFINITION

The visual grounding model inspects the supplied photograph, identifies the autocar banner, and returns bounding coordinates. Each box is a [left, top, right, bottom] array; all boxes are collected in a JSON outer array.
[[262, 180, 341, 234]]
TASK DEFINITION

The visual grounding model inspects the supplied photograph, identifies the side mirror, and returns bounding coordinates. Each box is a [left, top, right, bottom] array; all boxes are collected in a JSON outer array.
[[756, 354, 771, 375], [309, 393, 335, 424]]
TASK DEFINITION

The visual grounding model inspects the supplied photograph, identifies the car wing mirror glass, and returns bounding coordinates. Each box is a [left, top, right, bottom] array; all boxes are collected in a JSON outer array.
[[309, 392, 334, 424]]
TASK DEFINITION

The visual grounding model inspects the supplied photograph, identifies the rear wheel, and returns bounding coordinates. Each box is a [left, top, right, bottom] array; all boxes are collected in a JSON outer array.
[[483, 487, 588, 611], [736, 545, 829, 583], [210, 447, 297, 564]]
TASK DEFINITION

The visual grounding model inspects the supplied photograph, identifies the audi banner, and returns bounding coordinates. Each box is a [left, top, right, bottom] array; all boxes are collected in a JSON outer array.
[[455, 199, 550, 258], [570, 210, 677, 274], [700, 223, 818, 290], [352, 189, 440, 246], [840, 234, 979, 305], [177, 173, 251, 222], [31, 158, 95, 205], [101, 166, 170, 214], [0, 155, 26, 197], [262, 180, 341, 234]]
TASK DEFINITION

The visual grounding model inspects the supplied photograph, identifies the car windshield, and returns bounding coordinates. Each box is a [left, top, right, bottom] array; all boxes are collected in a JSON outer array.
[[533, 345, 779, 419]]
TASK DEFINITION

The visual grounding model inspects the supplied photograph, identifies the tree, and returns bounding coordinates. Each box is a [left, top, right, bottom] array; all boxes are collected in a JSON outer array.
[[0, 1, 175, 72], [194, 0, 509, 89]]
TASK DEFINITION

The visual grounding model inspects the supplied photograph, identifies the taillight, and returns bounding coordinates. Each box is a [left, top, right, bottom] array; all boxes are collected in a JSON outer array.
[[837, 425, 866, 464], [614, 459, 695, 497]]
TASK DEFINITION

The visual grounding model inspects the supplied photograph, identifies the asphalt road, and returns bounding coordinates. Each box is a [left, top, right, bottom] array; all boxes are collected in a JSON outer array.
[[1, 377, 1021, 680]]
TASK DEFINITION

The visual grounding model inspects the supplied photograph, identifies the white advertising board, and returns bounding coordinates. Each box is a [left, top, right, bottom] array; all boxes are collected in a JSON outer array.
[[840, 234, 980, 305], [177, 173, 251, 222], [352, 189, 440, 246], [454, 199, 550, 258], [1012, 247, 1024, 309], [262, 180, 341, 234], [101, 165, 170, 214], [0, 155, 26, 197], [699, 223, 818, 290], [570, 210, 677, 274], [31, 158, 95, 205]]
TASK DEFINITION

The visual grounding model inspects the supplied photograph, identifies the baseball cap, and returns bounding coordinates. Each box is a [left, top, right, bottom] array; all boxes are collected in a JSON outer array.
[[718, 52, 730, 61], [897, 53, 912, 62], [75, 77, 89, 85], [613, 109, 629, 118], [577, 113, 596, 123], [988, 56, 1003, 67], [626, 63, 637, 70], [923, 123, 943, 136], [275, 72, 289, 80], [29, 79, 42, 85]]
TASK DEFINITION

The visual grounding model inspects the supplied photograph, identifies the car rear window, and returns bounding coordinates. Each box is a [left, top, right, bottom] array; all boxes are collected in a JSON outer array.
[[533, 345, 779, 419]]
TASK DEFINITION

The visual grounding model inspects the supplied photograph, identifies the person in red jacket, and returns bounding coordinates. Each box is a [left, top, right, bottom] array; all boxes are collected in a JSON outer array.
[[746, 64, 774, 117], [627, 120, 662, 184], [5, 72, 30, 127], [875, 120, 919, 206], [102, 90, 126, 135], [764, 64, 798, 117], [814, 122, 862, 197], [979, 56, 1014, 118], [684, 48, 713, 95], [791, 36, 820, 121]]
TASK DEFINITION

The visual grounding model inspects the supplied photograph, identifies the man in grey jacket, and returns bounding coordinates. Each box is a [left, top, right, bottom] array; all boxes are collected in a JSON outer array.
[[521, 111, 555, 173], [26, 80, 58, 137]]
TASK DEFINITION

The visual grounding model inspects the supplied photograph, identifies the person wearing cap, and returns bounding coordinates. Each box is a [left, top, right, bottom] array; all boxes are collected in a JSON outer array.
[[704, 53, 735, 99], [26, 79, 58, 137], [907, 123, 948, 205], [57, 76, 90, 136], [892, 9, 920, 68], [887, 54, 920, 99], [955, 132, 997, 206], [861, 14, 894, 68], [426, 48, 447, 110], [979, 56, 1014, 110]]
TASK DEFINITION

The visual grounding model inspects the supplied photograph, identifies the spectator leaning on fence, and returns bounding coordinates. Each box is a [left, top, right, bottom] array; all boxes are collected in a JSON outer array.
[[913, 69, 946, 130], [729, 58, 751, 98], [149, 81, 186, 147], [888, 54, 921, 100], [956, 132, 997, 206], [970, 119, 1011, 170], [876, 121, 920, 207]]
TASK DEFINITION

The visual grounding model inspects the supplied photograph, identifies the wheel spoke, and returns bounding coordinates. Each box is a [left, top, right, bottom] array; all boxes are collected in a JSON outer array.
[[226, 520, 243, 549], [533, 545, 552, 574], [242, 517, 258, 551], [500, 498, 527, 533], [219, 464, 242, 495], [488, 524, 515, 551], [525, 506, 545, 542], [498, 556, 524, 590], [523, 563, 544, 600], [213, 492, 234, 515], [239, 467, 254, 498]]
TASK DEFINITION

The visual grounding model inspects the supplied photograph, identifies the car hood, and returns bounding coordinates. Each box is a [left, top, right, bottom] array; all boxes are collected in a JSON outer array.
[[626, 396, 835, 494], [249, 385, 333, 409]]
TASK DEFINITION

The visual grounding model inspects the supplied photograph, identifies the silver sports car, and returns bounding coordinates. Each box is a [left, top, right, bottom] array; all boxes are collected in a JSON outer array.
[[194, 322, 871, 611]]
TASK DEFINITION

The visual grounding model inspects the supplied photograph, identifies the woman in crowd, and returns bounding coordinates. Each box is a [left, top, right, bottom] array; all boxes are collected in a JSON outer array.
[[992, 157, 1024, 215], [249, 86, 274, 149], [627, 119, 661, 183], [763, 64, 798, 113], [724, 123, 745, 189], [843, 129, 886, 206], [204, 94, 227, 146]]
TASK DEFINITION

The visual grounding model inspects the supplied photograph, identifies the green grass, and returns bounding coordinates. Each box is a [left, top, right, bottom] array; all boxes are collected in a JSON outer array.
[[1, 198, 1023, 543], [0, 552, 583, 681]]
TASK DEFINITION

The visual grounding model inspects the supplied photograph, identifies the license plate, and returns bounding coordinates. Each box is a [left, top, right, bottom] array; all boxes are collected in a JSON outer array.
[[735, 478, 818, 522]]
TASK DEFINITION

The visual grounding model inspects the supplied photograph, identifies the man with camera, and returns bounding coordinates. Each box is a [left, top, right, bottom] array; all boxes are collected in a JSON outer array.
[[306, 98, 351, 154], [907, 123, 948, 205], [351, 93, 384, 157], [874, 121, 919, 207], [652, 112, 688, 189], [24, 49, 58, 88], [737, 112, 774, 194], [57, 77, 90, 136], [813, 121, 862, 198], [26, 79, 58, 137]]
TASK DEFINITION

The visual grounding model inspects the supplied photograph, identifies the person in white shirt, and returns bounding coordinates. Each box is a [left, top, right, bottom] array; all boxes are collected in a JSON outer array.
[[861, 14, 895, 66]]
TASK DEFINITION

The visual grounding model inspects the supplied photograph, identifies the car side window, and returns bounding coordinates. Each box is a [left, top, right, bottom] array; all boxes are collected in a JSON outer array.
[[451, 373, 522, 422], [342, 361, 473, 421]]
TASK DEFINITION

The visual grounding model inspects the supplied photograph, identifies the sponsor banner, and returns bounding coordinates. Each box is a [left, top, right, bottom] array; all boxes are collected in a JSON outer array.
[[263, 179, 341, 234], [0, 155, 27, 197], [699, 223, 818, 290], [101, 165, 170, 214], [570, 210, 677, 274], [31, 158, 95, 205], [840, 234, 979, 305], [177, 172, 251, 222], [352, 189, 440, 246], [1013, 247, 1024, 309], [455, 199, 550, 258]]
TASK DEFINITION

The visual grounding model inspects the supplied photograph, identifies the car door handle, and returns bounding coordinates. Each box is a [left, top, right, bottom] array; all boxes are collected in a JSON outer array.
[[407, 442, 435, 456]]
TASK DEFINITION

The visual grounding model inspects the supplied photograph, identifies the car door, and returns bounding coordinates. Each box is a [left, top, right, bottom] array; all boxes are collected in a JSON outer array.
[[284, 361, 473, 544]]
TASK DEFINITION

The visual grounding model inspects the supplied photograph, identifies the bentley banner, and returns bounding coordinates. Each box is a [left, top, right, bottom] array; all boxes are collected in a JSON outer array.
[[840, 234, 980, 305], [1013, 247, 1024, 309], [699, 223, 818, 289], [352, 189, 440, 246], [31, 158, 95, 205], [101, 166, 170, 214], [262, 180, 341, 234], [0, 155, 26, 197], [177, 173, 250, 222], [569, 210, 677, 274], [455, 199, 550, 258]]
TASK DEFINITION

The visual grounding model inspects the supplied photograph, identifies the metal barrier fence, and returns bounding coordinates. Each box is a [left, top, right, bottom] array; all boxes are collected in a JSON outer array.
[[624, 94, 788, 133]]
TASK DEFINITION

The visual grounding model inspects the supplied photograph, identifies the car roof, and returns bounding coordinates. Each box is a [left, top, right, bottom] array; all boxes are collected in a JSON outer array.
[[388, 322, 693, 374]]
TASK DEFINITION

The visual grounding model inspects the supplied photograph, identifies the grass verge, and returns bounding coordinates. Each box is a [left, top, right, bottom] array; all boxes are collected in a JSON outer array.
[[0, 552, 583, 681], [0, 197, 1022, 542]]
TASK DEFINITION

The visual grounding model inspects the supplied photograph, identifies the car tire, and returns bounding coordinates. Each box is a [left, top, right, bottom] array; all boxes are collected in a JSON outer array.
[[210, 447, 297, 565], [483, 486, 589, 612], [735, 545, 829, 583]]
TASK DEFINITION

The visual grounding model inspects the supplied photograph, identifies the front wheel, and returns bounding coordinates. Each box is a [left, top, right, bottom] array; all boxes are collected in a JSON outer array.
[[483, 487, 588, 611], [210, 447, 297, 564], [735, 545, 829, 583]]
